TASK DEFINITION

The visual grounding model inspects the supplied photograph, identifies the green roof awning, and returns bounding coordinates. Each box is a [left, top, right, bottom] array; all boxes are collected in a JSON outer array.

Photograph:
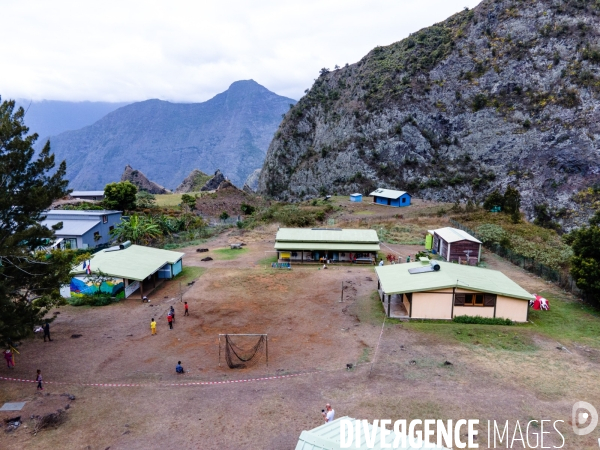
[[375, 261, 533, 301], [71, 245, 184, 281], [274, 242, 380, 251]]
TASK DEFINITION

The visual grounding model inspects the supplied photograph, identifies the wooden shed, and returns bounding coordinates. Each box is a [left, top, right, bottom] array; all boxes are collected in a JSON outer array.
[[427, 227, 482, 264]]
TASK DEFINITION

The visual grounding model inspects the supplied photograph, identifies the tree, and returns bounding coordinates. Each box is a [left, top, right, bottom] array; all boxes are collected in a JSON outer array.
[[0, 98, 76, 346], [136, 190, 156, 209], [533, 203, 558, 230], [219, 211, 230, 221], [110, 215, 161, 245], [104, 181, 137, 211], [180, 194, 196, 210], [503, 186, 521, 223], [570, 213, 600, 305], [483, 190, 504, 211]]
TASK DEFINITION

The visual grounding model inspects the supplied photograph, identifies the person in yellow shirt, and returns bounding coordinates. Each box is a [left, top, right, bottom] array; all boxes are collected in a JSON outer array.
[[151, 318, 157, 335]]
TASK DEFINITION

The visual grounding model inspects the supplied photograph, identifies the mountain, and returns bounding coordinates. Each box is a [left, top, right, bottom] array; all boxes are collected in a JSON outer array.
[[174, 169, 212, 193], [121, 165, 171, 194], [15, 100, 129, 139], [258, 0, 600, 225], [47, 80, 296, 190]]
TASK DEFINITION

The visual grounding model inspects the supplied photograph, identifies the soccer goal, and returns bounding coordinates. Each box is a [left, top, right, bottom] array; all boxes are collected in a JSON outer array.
[[218, 334, 268, 369]]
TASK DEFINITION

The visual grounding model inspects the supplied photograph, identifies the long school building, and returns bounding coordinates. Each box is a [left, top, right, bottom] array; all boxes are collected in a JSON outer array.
[[375, 260, 533, 322], [274, 228, 380, 264]]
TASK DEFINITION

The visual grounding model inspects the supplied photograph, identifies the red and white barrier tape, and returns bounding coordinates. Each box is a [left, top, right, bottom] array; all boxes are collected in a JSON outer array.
[[0, 370, 319, 388]]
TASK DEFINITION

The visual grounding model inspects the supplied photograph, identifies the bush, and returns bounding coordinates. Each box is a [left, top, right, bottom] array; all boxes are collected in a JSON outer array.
[[477, 224, 508, 246], [453, 315, 513, 325], [67, 295, 120, 307], [240, 203, 255, 215]]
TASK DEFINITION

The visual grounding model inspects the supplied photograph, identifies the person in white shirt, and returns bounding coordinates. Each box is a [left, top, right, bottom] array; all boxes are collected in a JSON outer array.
[[322, 403, 335, 423]]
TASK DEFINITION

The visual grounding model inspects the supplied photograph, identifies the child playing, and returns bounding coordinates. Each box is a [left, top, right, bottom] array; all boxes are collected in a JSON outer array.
[[167, 313, 173, 329], [4, 349, 14, 368], [184, 302, 189, 316], [36, 369, 43, 391], [151, 318, 157, 335]]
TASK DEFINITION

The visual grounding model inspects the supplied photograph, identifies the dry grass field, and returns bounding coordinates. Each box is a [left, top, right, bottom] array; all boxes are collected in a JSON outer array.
[[1, 200, 600, 449]]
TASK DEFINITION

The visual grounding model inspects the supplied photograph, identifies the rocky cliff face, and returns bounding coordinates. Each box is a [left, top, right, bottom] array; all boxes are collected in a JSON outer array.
[[243, 168, 261, 192], [121, 165, 171, 194], [200, 169, 227, 191], [259, 0, 600, 226]]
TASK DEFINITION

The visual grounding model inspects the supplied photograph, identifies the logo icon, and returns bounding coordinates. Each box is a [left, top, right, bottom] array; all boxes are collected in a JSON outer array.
[[572, 401, 598, 436]]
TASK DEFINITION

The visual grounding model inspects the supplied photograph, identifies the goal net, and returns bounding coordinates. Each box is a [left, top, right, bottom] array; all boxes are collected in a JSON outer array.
[[219, 334, 268, 369]]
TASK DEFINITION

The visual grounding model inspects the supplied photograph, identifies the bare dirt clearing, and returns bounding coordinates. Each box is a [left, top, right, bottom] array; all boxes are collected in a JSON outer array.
[[2, 204, 600, 449]]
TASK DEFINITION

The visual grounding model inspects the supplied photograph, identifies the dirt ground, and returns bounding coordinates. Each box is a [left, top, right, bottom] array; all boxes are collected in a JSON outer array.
[[2, 203, 600, 449]]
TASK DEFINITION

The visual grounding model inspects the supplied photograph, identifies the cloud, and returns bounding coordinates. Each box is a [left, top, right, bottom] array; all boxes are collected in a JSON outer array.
[[0, 0, 482, 102]]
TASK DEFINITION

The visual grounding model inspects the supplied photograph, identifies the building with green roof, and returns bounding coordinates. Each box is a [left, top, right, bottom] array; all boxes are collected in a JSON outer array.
[[274, 228, 380, 264], [64, 243, 184, 300], [375, 260, 533, 322]]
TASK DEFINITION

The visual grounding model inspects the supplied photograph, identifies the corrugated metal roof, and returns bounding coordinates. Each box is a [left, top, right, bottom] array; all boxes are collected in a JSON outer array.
[[428, 227, 481, 244], [70, 191, 105, 197], [71, 245, 184, 281], [275, 228, 379, 244], [42, 219, 100, 236], [275, 242, 380, 251], [295, 417, 448, 449], [350, 193, 362, 197], [368, 188, 410, 199], [45, 210, 121, 216], [375, 261, 533, 300]]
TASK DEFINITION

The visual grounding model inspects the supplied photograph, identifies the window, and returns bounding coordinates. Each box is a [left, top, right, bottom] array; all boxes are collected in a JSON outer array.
[[63, 238, 77, 249], [454, 293, 496, 306], [93, 231, 101, 243], [102, 215, 108, 224], [109, 226, 114, 232], [340, 252, 345, 256], [402, 197, 406, 203], [291, 252, 298, 257]]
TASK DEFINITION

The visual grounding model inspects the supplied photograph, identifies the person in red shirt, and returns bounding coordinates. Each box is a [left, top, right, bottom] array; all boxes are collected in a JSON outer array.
[[184, 302, 189, 316], [167, 313, 173, 329]]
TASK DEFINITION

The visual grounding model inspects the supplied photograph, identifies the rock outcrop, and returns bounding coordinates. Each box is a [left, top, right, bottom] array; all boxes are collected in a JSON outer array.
[[242, 168, 261, 193], [121, 165, 171, 194], [174, 169, 211, 193], [258, 0, 600, 227], [200, 169, 227, 191]]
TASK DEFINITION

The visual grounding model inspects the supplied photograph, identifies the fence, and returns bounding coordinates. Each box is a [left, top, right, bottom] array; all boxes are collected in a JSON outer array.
[[449, 219, 584, 299]]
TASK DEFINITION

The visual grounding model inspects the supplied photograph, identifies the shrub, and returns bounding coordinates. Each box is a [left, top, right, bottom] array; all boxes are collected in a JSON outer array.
[[67, 295, 120, 307], [453, 315, 513, 325], [472, 94, 488, 111], [477, 224, 508, 246], [240, 203, 255, 215]]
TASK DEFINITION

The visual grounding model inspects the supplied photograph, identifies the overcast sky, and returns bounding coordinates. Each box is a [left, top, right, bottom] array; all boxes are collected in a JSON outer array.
[[1, 0, 482, 103]]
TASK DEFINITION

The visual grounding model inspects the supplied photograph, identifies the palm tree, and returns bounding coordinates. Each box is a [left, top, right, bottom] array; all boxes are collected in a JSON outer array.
[[110, 215, 161, 245]]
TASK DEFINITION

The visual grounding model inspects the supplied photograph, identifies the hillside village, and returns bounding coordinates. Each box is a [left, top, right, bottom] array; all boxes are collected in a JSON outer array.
[[2, 0, 600, 449]]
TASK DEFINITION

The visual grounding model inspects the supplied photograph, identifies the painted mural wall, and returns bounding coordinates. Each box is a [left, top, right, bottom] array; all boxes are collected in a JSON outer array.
[[69, 276, 125, 298]]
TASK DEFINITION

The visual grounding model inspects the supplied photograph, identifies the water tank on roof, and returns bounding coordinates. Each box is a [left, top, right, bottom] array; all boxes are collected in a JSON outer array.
[[119, 240, 132, 250]]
